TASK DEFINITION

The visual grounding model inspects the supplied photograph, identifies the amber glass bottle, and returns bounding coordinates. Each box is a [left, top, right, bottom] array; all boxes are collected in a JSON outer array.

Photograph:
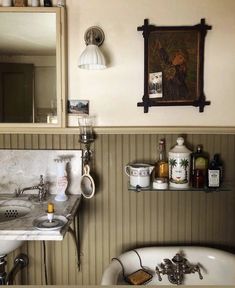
[[13, 0, 27, 6], [154, 139, 168, 180]]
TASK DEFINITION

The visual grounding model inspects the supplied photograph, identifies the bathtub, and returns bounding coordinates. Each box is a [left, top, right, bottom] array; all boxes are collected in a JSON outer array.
[[101, 246, 235, 285]]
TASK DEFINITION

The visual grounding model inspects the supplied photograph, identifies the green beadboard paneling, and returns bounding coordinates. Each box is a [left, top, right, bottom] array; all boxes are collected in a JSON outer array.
[[1, 133, 234, 285]]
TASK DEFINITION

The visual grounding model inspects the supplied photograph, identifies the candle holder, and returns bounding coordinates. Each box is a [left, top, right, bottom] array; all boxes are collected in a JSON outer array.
[[47, 212, 54, 223], [78, 115, 95, 165]]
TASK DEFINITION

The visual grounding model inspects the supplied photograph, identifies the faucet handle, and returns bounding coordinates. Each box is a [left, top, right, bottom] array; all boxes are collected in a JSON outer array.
[[15, 188, 21, 197], [38, 175, 49, 202], [195, 265, 203, 280], [163, 258, 173, 268], [39, 175, 44, 185], [155, 267, 163, 281]]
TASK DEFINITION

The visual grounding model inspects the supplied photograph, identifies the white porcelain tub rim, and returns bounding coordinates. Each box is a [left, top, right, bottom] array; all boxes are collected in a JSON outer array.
[[101, 246, 235, 285]]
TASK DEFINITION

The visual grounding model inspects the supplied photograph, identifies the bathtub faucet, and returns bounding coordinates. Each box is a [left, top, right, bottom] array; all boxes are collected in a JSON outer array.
[[155, 253, 203, 285]]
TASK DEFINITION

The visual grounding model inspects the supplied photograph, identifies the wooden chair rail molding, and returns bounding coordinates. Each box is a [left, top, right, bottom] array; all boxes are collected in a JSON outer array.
[[0, 126, 235, 135]]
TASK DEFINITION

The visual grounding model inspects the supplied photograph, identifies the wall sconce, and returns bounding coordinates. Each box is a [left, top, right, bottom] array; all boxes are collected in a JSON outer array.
[[78, 26, 106, 70], [78, 115, 95, 164]]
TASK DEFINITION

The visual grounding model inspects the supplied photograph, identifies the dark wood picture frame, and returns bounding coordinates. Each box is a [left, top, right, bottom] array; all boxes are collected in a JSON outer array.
[[137, 19, 212, 113]]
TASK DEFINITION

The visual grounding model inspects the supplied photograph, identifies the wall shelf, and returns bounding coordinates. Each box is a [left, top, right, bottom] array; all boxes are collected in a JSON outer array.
[[0, 126, 235, 135], [128, 184, 231, 193]]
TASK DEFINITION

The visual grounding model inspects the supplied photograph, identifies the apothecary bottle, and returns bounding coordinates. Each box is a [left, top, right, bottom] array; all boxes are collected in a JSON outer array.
[[44, 0, 52, 6], [213, 153, 223, 183], [13, 0, 27, 6], [207, 156, 221, 188], [191, 145, 208, 187], [193, 169, 204, 188], [154, 139, 168, 180], [168, 137, 192, 189]]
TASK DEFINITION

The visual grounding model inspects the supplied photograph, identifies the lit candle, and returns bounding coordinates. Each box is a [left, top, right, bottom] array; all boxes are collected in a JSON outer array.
[[47, 202, 54, 213]]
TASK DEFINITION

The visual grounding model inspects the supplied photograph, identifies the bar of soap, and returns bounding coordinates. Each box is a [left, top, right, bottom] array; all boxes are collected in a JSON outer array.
[[47, 202, 54, 213], [127, 269, 152, 285]]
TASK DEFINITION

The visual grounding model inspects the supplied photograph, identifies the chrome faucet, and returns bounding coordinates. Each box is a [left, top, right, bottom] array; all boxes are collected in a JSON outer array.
[[16, 175, 48, 202], [155, 253, 203, 285]]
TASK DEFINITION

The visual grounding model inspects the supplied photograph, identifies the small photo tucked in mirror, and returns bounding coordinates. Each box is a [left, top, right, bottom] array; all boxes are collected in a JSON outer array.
[[68, 100, 89, 115]]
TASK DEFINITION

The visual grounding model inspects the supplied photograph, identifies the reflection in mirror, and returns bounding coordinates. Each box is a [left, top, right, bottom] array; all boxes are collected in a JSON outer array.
[[0, 11, 58, 124]]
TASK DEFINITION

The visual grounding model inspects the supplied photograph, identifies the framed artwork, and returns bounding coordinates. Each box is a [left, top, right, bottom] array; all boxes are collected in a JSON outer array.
[[137, 19, 212, 113], [68, 100, 89, 115]]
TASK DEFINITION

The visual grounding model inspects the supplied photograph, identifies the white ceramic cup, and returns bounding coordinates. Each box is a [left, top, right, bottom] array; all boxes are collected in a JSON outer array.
[[125, 163, 154, 188]]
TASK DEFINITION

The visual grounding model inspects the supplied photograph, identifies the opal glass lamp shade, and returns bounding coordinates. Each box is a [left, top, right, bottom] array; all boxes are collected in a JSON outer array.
[[78, 44, 106, 70]]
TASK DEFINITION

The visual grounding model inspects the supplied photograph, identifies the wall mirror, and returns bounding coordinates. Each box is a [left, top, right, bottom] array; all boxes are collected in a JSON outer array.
[[0, 7, 66, 129]]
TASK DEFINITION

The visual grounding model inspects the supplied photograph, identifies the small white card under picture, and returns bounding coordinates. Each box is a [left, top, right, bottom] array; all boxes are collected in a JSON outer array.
[[149, 71, 163, 98]]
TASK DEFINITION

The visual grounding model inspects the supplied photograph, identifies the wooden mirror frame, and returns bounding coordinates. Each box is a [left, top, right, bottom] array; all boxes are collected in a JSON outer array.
[[0, 7, 66, 132]]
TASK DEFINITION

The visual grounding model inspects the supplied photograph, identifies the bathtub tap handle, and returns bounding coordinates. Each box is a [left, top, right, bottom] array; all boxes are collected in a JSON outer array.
[[162, 259, 173, 269], [195, 265, 203, 280], [156, 253, 203, 285], [155, 267, 162, 281]]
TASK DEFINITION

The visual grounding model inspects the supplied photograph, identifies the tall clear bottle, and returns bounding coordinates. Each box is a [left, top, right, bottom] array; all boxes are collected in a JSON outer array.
[[154, 139, 168, 180]]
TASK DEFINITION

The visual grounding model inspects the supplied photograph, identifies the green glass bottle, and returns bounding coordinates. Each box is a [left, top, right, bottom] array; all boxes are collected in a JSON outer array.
[[191, 145, 209, 187]]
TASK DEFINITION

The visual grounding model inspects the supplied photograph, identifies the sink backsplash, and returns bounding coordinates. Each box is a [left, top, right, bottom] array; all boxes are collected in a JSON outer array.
[[0, 149, 82, 195]]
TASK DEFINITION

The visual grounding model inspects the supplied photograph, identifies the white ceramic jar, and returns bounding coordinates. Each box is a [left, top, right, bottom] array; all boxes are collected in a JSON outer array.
[[168, 137, 192, 189], [31, 0, 40, 6], [2, 0, 12, 6], [125, 163, 154, 188]]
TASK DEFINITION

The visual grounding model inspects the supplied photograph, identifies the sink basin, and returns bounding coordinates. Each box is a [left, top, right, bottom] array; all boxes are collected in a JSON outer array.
[[0, 199, 33, 257], [0, 199, 33, 223], [0, 240, 24, 257]]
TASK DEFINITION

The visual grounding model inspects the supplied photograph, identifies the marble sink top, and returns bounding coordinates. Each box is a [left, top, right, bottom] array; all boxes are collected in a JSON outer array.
[[0, 194, 81, 241]]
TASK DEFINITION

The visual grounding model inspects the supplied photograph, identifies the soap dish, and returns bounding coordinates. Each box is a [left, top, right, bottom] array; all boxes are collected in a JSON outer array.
[[33, 215, 68, 231]]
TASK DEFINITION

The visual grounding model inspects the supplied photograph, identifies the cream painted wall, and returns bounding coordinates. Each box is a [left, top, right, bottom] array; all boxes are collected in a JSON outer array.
[[66, 0, 235, 126]]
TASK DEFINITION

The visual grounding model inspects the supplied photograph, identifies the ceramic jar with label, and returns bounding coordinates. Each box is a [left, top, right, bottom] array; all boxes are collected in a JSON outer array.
[[168, 137, 192, 189]]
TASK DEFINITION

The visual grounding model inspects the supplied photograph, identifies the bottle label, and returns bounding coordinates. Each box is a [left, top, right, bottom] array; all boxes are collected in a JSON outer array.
[[195, 157, 207, 170], [208, 170, 220, 187]]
